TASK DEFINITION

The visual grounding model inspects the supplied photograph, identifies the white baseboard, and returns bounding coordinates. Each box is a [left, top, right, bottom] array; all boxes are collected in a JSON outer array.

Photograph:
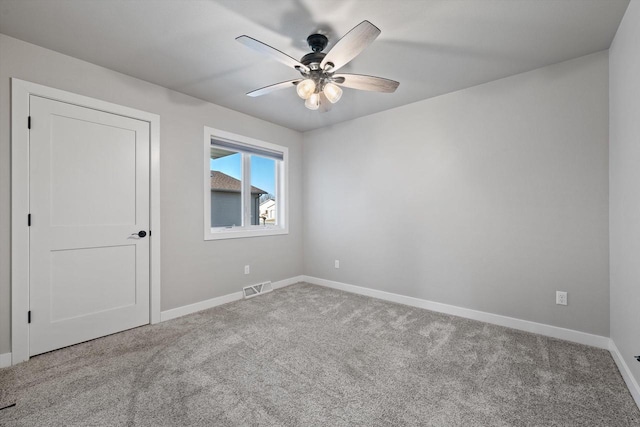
[[160, 275, 304, 322], [0, 352, 11, 368], [302, 276, 610, 350], [609, 340, 640, 409], [160, 291, 243, 322], [272, 275, 304, 290]]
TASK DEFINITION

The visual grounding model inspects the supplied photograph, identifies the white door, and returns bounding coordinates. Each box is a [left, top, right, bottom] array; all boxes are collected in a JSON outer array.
[[29, 95, 150, 356]]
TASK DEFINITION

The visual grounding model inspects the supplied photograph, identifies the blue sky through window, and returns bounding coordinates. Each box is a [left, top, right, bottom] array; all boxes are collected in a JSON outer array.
[[210, 154, 275, 195]]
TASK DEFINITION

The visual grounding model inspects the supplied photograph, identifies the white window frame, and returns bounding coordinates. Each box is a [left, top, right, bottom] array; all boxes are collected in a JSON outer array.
[[204, 126, 289, 240]]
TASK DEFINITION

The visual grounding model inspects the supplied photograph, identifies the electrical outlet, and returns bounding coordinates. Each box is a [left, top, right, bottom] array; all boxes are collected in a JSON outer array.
[[244, 265, 250, 275], [556, 291, 567, 306], [334, 260, 340, 269]]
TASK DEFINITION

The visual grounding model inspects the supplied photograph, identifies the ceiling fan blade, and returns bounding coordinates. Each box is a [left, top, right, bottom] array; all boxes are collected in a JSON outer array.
[[246, 79, 302, 97], [320, 20, 381, 72], [236, 35, 309, 73], [319, 92, 332, 112], [332, 73, 399, 93]]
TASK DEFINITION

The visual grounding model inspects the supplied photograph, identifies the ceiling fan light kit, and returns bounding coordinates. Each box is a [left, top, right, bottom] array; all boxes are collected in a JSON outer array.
[[296, 78, 316, 99], [323, 83, 343, 104], [237, 20, 399, 112], [305, 93, 320, 110]]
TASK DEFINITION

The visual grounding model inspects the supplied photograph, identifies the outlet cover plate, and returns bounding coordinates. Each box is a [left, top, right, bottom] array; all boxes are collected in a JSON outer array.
[[556, 291, 568, 305]]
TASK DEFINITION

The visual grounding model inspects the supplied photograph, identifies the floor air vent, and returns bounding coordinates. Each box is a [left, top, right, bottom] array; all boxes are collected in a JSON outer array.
[[243, 281, 273, 299]]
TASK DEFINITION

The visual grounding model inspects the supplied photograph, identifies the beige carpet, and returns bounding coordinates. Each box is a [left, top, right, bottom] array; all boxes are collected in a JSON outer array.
[[1, 282, 639, 426]]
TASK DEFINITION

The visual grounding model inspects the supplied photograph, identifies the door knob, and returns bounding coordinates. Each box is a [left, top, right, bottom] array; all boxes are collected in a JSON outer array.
[[131, 230, 147, 238]]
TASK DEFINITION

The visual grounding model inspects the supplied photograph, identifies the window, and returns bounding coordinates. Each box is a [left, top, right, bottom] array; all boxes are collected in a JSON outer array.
[[204, 127, 288, 240]]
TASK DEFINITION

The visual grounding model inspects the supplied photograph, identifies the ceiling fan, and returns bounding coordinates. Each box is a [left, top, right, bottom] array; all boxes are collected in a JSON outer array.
[[236, 20, 399, 111]]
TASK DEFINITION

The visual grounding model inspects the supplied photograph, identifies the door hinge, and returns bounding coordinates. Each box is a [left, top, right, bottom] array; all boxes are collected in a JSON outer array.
[[28, 116, 31, 129], [28, 311, 31, 324], [149, 230, 151, 236], [27, 213, 31, 226]]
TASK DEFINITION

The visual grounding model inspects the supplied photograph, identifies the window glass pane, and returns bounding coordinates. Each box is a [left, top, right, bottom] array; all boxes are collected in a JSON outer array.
[[252, 155, 277, 226], [210, 147, 242, 227]]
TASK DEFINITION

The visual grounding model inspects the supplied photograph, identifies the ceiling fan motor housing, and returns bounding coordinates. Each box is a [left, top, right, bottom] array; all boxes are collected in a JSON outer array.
[[300, 52, 326, 68], [307, 34, 328, 52], [301, 34, 329, 69]]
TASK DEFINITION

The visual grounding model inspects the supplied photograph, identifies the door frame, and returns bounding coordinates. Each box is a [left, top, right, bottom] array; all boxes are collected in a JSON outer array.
[[11, 78, 161, 365]]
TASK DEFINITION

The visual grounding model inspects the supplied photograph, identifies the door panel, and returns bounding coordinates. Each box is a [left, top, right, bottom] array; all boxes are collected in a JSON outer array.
[[50, 246, 137, 322], [29, 95, 150, 356], [50, 115, 137, 226]]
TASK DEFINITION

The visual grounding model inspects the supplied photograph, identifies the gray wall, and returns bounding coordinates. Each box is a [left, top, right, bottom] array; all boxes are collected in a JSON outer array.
[[303, 52, 610, 336], [610, 0, 640, 389], [0, 34, 304, 355]]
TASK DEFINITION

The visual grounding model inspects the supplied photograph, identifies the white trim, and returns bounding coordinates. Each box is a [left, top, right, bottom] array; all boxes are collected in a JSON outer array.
[[203, 126, 289, 241], [11, 79, 30, 365], [272, 275, 303, 290], [609, 340, 640, 409], [10, 78, 161, 365], [302, 276, 610, 349], [160, 276, 303, 322], [149, 114, 161, 324], [0, 352, 12, 368], [206, 227, 290, 240], [160, 291, 244, 322]]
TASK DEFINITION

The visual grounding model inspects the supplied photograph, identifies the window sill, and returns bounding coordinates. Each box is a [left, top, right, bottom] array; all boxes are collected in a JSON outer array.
[[204, 226, 288, 241]]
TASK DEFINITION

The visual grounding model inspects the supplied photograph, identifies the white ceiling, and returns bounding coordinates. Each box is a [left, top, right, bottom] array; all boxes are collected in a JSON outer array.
[[0, 0, 629, 132]]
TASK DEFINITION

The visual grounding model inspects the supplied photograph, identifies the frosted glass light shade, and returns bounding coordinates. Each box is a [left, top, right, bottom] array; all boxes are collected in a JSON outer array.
[[323, 83, 343, 103], [305, 93, 320, 110], [296, 79, 316, 99]]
